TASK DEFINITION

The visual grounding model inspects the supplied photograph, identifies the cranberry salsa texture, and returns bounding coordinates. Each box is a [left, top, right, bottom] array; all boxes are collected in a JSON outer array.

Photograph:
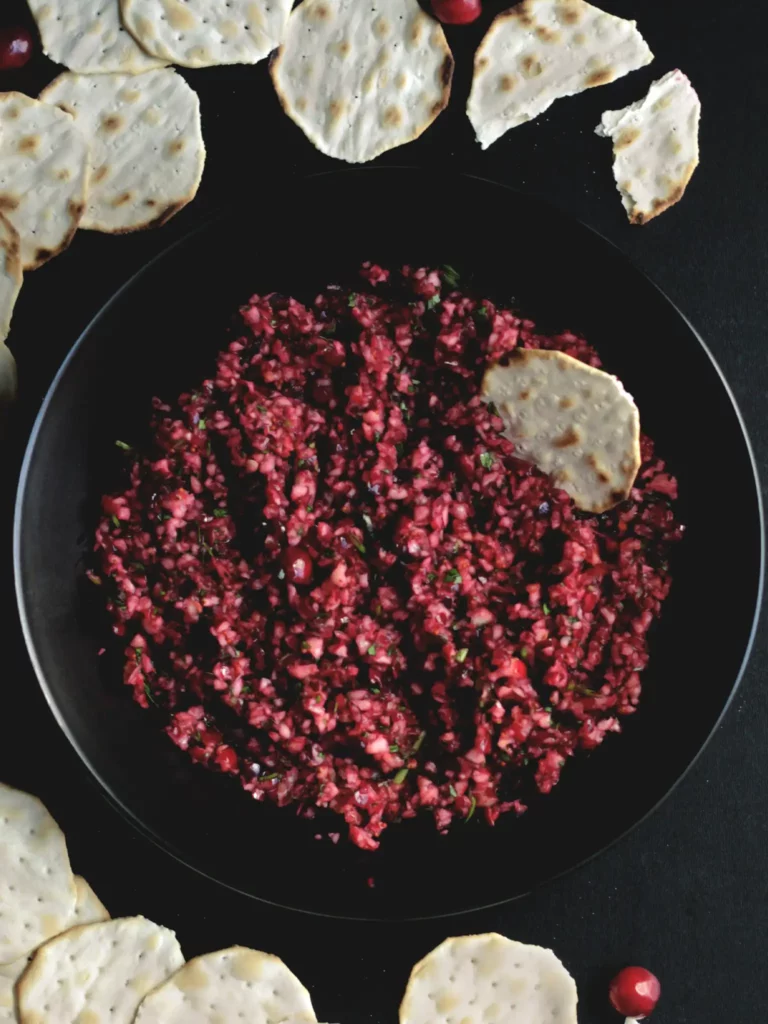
[[94, 264, 682, 851]]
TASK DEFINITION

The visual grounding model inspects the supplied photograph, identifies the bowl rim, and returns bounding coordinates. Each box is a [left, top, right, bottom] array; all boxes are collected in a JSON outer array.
[[13, 168, 766, 920]]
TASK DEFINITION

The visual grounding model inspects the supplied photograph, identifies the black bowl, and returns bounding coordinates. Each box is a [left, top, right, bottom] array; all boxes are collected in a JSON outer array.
[[14, 170, 764, 920]]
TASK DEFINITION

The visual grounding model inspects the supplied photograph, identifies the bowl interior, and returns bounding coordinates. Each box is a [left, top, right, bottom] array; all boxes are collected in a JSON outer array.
[[15, 170, 763, 919]]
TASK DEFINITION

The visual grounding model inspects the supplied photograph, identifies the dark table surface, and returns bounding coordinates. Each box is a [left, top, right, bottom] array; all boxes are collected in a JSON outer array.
[[2, 1, 767, 1021]]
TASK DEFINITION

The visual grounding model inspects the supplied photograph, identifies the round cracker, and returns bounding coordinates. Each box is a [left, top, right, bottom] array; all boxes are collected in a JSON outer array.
[[0, 783, 77, 965], [400, 933, 578, 1024], [40, 70, 205, 234], [0, 93, 88, 270], [17, 916, 184, 1024], [135, 946, 316, 1024], [271, 0, 454, 164], [467, 0, 653, 149], [482, 348, 641, 513], [28, 0, 166, 75], [71, 877, 110, 928], [0, 212, 22, 346], [120, 0, 293, 68]]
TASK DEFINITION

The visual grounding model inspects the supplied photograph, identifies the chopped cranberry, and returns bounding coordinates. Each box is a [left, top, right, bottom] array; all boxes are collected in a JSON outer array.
[[282, 546, 314, 586], [0, 26, 34, 69], [311, 379, 334, 405], [609, 967, 661, 1019], [315, 339, 345, 367]]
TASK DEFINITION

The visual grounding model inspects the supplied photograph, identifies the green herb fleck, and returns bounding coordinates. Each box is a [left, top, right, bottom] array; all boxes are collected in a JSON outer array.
[[114, 440, 132, 451], [348, 292, 358, 307], [520, 646, 529, 660], [449, 784, 458, 798], [350, 535, 366, 554], [477, 304, 489, 318], [426, 572, 437, 584], [111, 514, 121, 528], [278, 568, 285, 580], [479, 452, 495, 470], [426, 294, 440, 311], [370, 687, 381, 695], [213, 508, 228, 518], [544, 706, 552, 713], [444, 568, 462, 585], [260, 773, 279, 782], [442, 265, 460, 288], [542, 602, 551, 615], [466, 795, 477, 821], [389, 744, 399, 753], [456, 648, 469, 663], [144, 682, 157, 706], [412, 730, 426, 753], [198, 418, 206, 430], [367, 644, 377, 656], [393, 768, 409, 785]]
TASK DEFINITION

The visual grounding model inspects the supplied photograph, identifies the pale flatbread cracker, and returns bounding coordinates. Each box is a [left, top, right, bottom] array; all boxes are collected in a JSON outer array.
[[71, 876, 110, 927], [467, 0, 653, 149], [0, 783, 77, 966], [596, 69, 700, 224], [400, 933, 578, 1024], [0, 955, 28, 1023], [135, 946, 316, 1024], [271, 0, 454, 164], [40, 70, 205, 234], [0, 212, 22, 345], [17, 916, 184, 1024], [27, 0, 166, 74], [0, 92, 88, 270], [120, 0, 293, 68], [482, 349, 641, 513]]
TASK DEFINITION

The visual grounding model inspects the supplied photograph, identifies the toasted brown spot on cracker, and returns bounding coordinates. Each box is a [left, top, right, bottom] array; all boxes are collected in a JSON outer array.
[[17, 135, 39, 155], [112, 191, 133, 208], [521, 55, 543, 78], [554, 426, 581, 448], [440, 54, 454, 88], [0, 194, 20, 212], [119, 89, 141, 104], [162, 0, 196, 31], [34, 247, 54, 265], [586, 66, 615, 87], [536, 25, 561, 42], [93, 165, 109, 184], [586, 454, 611, 483], [615, 127, 640, 150], [395, 71, 408, 90], [382, 105, 403, 128], [374, 15, 390, 38], [68, 200, 84, 219], [295, 96, 307, 112], [166, 138, 185, 156], [328, 98, 345, 125], [3, 105, 20, 120], [572, 31, 586, 44], [559, 396, 575, 409], [518, 389, 531, 400], [499, 74, 517, 92], [145, 198, 157, 207], [338, 38, 351, 57], [410, 15, 425, 44], [476, 55, 489, 71], [555, 1, 582, 24], [312, 2, 331, 20], [101, 114, 123, 133]]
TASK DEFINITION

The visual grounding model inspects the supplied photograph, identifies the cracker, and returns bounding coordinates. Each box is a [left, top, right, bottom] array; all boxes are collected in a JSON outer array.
[[17, 916, 184, 1024], [0, 955, 28, 1023], [40, 70, 205, 234], [271, 0, 454, 164], [596, 69, 700, 224], [134, 946, 317, 1024], [27, 0, 166, 75], [0, 343, 16, 410], [0, 92, 88, 270], [0, 212, 22, 345], [0, 783, 77, 965], [71, 877, 110, 928], [400, 933, 578, 1024], [482, 349, 641, 513], [120, 0, 293, 68], [467, 0, 653, 149]]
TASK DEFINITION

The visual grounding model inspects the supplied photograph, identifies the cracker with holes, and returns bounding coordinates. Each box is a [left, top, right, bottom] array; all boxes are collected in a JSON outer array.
[[400, 933, 578, 1024], [0, 92, 88, 270], [28, 0, 166, 74], [17, 916, 184, 1024], [0, 783, 76, 965], [40, 70, 205, 234], [0, 955, 29, 1023], [482, 349, 641, 513], [596, 69, 701, 225], [271, 0, 454, 164], [134, 946, 317, 1023], [467, 0, 653, 149], [0, 213, 22, 346], [120, 0, 293, 68]]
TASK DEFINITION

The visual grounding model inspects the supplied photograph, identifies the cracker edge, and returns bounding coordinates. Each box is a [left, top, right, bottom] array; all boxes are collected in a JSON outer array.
[[481, 348, 641, 513], [269, 1, 455, 165], [0, 211, 23, 344]]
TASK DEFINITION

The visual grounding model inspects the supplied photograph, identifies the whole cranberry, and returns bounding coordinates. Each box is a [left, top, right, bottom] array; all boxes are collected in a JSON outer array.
[[609, 967, 661, 1019], [0, 26, 34, 69]]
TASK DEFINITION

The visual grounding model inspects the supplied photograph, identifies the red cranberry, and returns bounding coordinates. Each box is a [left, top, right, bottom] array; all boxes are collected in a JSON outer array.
[[312, 379, 334, 405], [609, 967, 661, 1019], [431, 0, 482, 25], [282, 546, 314, 586], [0, 26, 34, 69], [315, 339, 345, 367]]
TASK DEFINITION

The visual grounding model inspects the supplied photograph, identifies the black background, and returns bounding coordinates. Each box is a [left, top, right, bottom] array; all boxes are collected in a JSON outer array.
[[2, 1, 767, 1021]]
